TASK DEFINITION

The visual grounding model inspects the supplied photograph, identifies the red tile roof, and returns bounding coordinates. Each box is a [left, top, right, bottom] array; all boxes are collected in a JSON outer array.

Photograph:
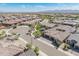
[[5, 19, 23, 25], [0, 25, 6, 29]]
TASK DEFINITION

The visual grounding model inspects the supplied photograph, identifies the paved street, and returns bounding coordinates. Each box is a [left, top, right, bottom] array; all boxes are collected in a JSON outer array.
[[9, 26, 68, 56], [20, 34, 68, 56]]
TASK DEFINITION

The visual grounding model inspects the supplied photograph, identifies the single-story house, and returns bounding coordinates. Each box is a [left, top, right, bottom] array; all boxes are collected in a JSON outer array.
[[21, 19, 42, 25], [66, 33, 79, 49], [54, 24, 76, 33], [0, 25, 6, 29], [76, 27, 79, 34], [0, 17, 5, 22], [63, 20, 77, 26], [9, 26, 30, 34], [44, 28, 70, 46], [53, 19, 64, 24], [3, 19, 23, 26], [19, 49, 36, 56], [0, 35, 26, 56], [40, 20, 57, 28], [0, 45, 24, 56]]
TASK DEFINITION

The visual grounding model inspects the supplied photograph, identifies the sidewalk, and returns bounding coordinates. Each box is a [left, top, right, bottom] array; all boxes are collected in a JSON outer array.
[[19, 37, 48, 56], [58, 48, 75, 56]]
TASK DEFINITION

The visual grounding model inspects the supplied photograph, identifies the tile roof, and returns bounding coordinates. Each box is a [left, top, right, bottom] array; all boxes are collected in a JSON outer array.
[[45, 28, 70, 42]]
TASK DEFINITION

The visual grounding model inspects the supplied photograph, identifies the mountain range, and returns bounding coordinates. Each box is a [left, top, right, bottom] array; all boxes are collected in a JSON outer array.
[[0, 10, 79, 14], [37, 10, 79, 14]]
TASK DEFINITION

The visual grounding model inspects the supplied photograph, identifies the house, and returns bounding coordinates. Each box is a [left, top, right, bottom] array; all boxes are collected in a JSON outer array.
[[76, 27, 79, 33], [19, 49, 36, 56], [44, 28, 70, 46], [40, 20, 57, 28], [53, 19, 64, 24], [20, 18, 28, 22], [0, 17, 5, 23], [3, 19, 23, 26], [54, 24, 76, 33], [62, 20, 77, 26], [0, 45, 24, 56], [53, 19, 78, 26], [0, 33, 26, 56], [0, 25, 6, 29], [21, 19, 42, 25], [66, 33, 79, 50]]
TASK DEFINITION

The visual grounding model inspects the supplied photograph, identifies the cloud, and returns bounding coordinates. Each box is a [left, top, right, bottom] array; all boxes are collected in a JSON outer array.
[[1, 3, 79, 12], [48, 4, 79, 10]]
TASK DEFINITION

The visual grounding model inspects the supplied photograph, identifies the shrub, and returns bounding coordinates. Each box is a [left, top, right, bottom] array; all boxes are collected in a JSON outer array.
[[0, 30, 5, 35], [26, 44, 32, 49], [12, 32, 16, 35], [34, 47, 39, 56], [2, 31, 5, 34], [0, 30, 6, 39], [13, 25, 17, 29], [63, 43, 70, 51]]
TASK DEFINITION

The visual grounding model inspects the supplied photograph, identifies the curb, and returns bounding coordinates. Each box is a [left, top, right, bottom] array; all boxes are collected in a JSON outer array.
[[37, 38, 75, 56], [18, 37, 48, 56], [58, 48, 75, 56]]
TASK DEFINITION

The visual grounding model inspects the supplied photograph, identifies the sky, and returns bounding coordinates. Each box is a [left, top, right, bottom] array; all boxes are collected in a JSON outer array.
[[0, 3, 79, 12]]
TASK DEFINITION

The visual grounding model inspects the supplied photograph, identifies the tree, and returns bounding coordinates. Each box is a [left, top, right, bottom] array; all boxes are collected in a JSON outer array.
[[35, 22, 42, 31], [33, 30, 43, 38], [33, 22, 43, 38], [31, 22, 43, 45]]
